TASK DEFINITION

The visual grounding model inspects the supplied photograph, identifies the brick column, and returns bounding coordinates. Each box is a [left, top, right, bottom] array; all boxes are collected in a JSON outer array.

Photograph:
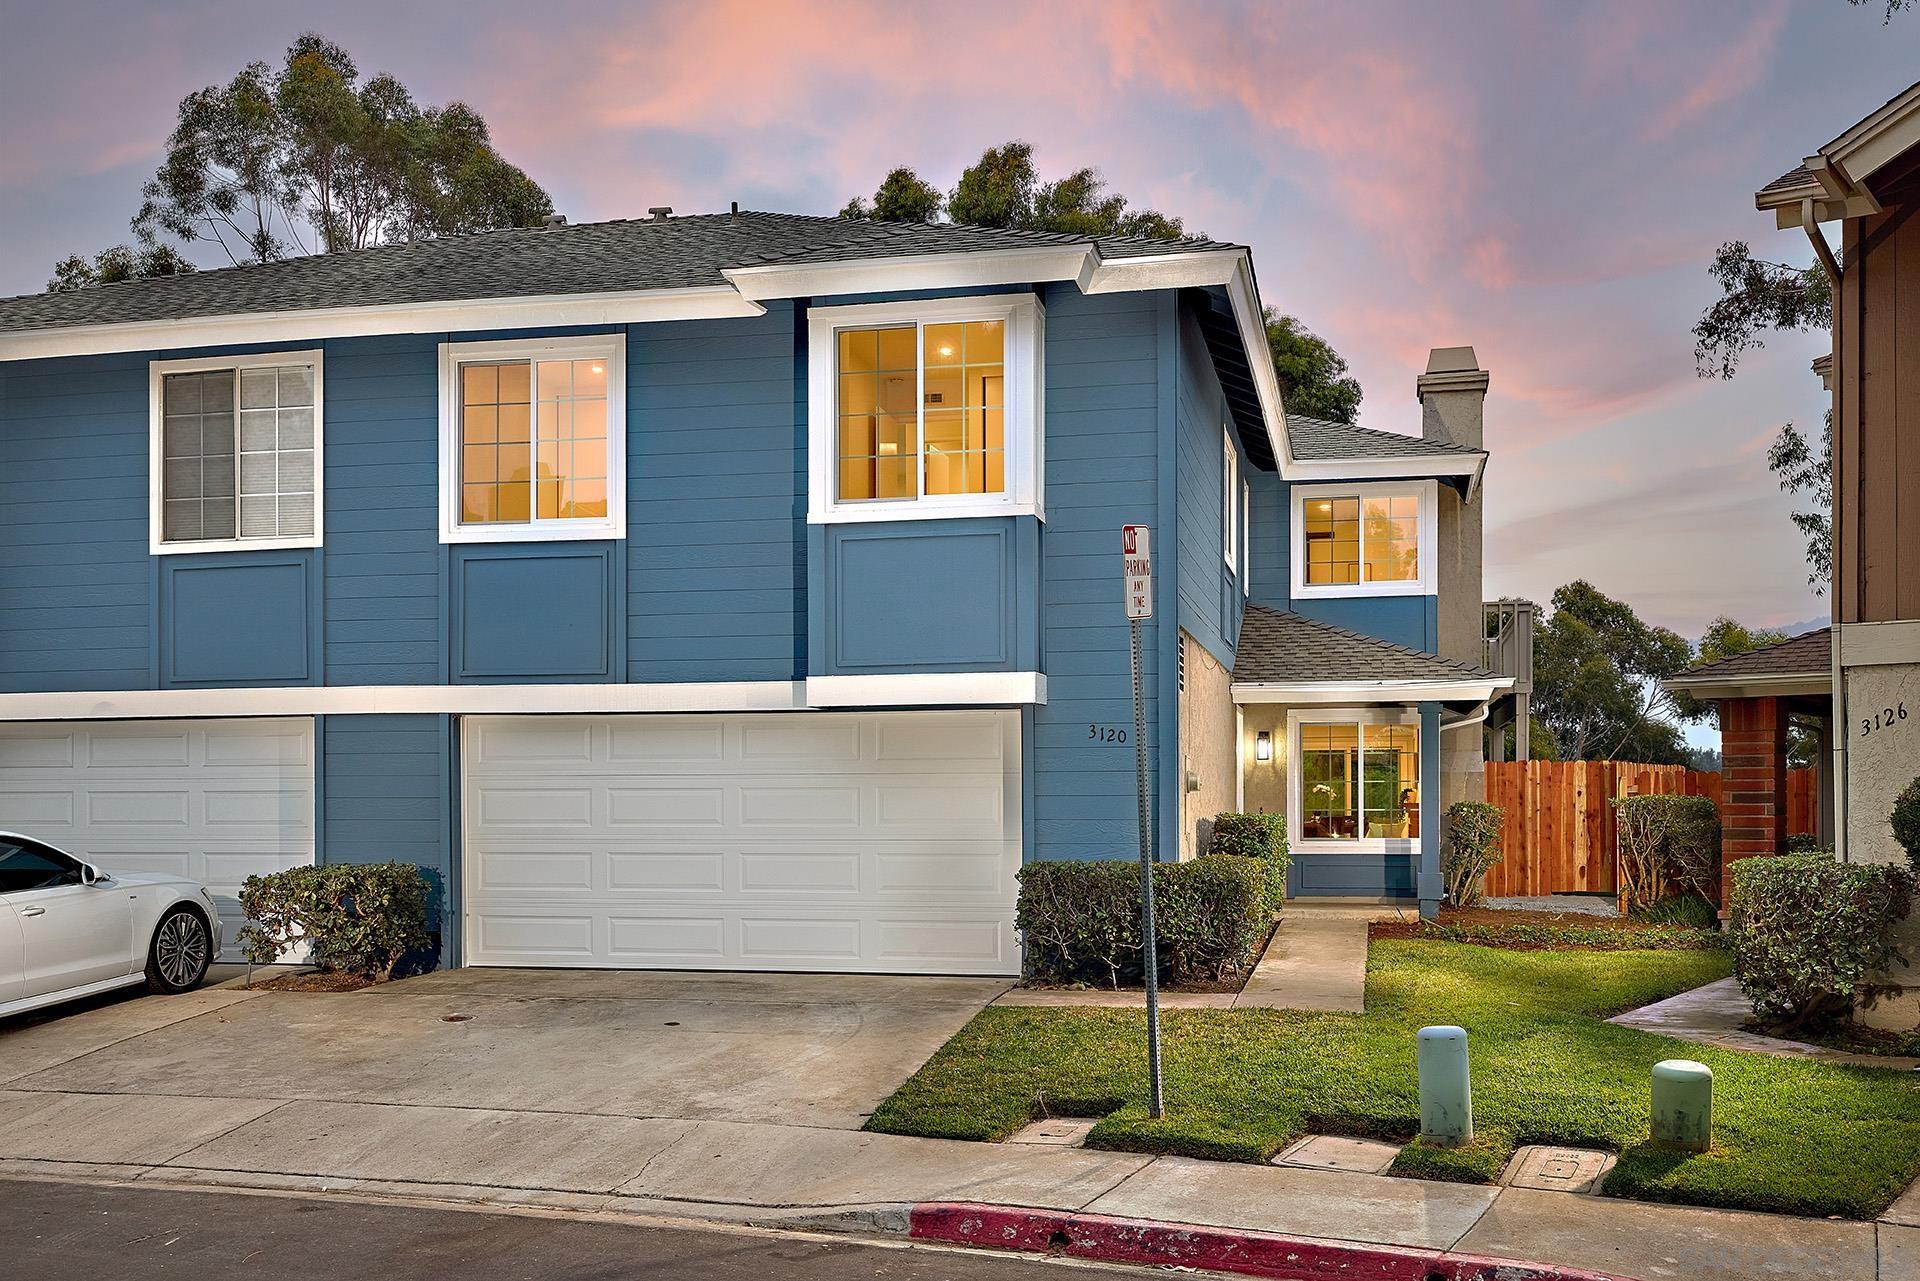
[[1719, 696, 1789, 906]]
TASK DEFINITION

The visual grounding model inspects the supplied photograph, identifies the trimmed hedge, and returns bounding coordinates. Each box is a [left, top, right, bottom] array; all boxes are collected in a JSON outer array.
[[1443, 800, 1504, 907], [239, 862, 431, 981], [1728, 851, 1914, 1033], [1209, 811, 1288, 912], [1016, 854, 1272, 988], [1893, 775, 1920, 876]]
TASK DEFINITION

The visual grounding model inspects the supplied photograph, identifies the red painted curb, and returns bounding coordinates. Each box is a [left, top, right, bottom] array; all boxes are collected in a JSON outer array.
[[909, 1202, 1636, 1281]]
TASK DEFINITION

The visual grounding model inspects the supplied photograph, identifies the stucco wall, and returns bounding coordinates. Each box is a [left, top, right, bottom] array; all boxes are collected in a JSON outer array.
[[1435, 486, 1484, 669], [1178, 630, 1237, 859]]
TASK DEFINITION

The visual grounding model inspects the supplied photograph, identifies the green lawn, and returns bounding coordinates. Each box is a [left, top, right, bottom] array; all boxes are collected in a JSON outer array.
[[866, 940, 1920, 1219]]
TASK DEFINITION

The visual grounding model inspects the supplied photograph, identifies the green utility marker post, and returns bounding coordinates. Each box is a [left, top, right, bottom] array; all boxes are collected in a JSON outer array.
[[1416, 1025, 1472, 1146], [1651, 1059, 1712, 1152]]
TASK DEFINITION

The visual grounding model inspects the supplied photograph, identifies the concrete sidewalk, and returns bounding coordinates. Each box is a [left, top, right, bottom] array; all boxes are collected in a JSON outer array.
[[0, 1093, 1907, 1280]]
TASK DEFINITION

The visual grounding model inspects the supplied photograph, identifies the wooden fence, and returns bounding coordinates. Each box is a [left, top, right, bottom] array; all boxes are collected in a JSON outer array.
[[1480, 761, 1820, 898]]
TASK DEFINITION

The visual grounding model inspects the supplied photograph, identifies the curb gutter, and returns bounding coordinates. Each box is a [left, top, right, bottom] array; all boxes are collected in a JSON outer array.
[[909, 1202, 1637, 1281]]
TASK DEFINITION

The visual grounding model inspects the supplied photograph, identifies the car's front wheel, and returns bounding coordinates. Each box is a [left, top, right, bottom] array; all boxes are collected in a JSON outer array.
[[145, 906, 212, 994]]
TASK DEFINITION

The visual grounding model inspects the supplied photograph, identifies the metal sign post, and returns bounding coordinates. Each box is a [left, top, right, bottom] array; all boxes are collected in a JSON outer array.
[[1122, 524, 1165, 1119]]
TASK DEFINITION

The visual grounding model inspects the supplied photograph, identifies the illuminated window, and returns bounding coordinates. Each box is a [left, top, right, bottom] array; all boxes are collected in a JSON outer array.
[[439, 336, 624, 543], [1293, 482, 1433, 596], [151, 351, 322, 553], [1295, 718, 1421, 844], [809, 295, 1041, 522]]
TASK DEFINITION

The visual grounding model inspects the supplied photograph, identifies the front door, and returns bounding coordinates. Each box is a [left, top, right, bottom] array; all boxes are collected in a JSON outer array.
[[0, 836, 134, 996]]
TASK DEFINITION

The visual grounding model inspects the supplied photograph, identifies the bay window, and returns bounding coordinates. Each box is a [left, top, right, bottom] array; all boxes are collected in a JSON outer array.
[[1290, 480, 1435, 598], [808, 294, 1043, 523], [1293, 712, 1421, 846], [150, 351, 323, 554], [438, 335, 626, 543]]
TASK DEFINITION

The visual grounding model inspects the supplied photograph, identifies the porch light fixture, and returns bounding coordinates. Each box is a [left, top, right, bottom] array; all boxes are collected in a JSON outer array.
[[1255, 730, 1273, 763]]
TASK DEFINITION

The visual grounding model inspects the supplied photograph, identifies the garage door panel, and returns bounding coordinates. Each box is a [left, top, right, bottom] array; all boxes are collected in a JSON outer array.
[[0, 719, 315, 962], [474, 913, 596, 961], [474, 720, 596, 766], [476, 787, 594, 828], [462, 712, 1021, 975]]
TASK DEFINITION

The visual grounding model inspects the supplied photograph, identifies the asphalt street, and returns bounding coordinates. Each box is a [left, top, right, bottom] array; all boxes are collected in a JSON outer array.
[[0, 1176, 1144, 1281]]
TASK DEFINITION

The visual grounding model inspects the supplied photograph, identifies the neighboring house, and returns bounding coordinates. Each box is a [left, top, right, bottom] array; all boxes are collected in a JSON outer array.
[[1672, 80, 1920, 1027], [0, 210, 1518, 976]]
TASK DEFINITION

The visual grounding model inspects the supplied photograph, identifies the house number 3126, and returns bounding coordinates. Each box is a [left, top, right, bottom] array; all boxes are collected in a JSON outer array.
[[1088, 724, 1129, 744], [1861, 703, 1908, 737]]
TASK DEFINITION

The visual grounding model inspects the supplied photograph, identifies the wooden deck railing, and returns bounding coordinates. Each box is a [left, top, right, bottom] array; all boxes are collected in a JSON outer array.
[[1480, 761, 1820, 898]]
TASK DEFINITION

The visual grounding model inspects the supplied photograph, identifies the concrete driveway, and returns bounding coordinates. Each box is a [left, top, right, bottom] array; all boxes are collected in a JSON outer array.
[[0, 967, 1007, 1130]]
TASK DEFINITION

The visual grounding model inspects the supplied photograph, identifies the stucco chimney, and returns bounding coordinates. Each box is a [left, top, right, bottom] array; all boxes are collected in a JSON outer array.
[[1416, 346, 1490, 450]]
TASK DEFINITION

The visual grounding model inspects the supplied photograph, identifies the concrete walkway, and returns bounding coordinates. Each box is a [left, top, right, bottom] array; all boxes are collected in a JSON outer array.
[[1609, 977, 1920, 1070], [993, 904, 1386, 1012]]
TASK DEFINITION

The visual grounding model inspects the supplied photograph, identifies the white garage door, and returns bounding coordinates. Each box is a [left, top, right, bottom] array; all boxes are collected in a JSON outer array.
[[461, 711, 1022, 974], [0, 718, 316, 959]]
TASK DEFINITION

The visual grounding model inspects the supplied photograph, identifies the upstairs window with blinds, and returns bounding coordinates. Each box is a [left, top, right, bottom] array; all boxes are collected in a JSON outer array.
[[151, 352, 322, 553]]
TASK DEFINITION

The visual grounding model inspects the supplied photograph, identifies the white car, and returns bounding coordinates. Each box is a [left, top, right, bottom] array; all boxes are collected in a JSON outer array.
[[0, 831, 221, 1019]]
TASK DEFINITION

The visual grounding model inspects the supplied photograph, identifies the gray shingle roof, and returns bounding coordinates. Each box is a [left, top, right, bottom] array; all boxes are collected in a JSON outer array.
[[1232, 604, 1500, 685], [1286, 413, 1484, 463], [1759, 164, 1817, 198], [0, 212, 1241, 335], [1673, 628, 1831, 682]]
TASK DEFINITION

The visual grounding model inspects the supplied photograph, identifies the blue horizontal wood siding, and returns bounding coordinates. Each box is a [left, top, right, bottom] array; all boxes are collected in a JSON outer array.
[[1030, 285, 1165, 860], [626, 305, 805, 682], [1173, 303, 1244, 665], [318, 713, 455, 964], [322, 334, 445, 685], [0, 352, 154, 692]]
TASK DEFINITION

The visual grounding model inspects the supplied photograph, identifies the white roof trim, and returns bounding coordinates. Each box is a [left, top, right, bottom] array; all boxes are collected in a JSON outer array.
[[1759, 81, 1920, 224], [0, 681, 810, 721], [722, 244, 1091, 302], [0, 286, 766, 362], [1232, 677, 1512, 705], [1286, 454, 1487, 485], [805, 672, 1047, 707], [1660, 670, 1831, 700]]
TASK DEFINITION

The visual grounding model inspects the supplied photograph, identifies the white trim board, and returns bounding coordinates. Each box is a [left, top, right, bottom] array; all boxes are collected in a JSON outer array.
[[1232, 678, 1512, 705], [0, 287, 764, 362], [805, 672, 1048, 707], [1289, 479, 1440, 600], [0, 674, 1055, 721]]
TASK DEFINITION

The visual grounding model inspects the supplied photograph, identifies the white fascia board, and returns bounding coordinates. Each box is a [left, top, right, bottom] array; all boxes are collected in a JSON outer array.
[[722, 246, 1092, 302], [0, 286, 765, 362], [1231, 677, 1513, 706], [1077, 248, 1245, 294], [1659, 673, 1831, 701], [1825, 81, 1920, 188], [1836, 618, 1920, 668], [1284, 455, 1485, 482], [1216, 253, 1294, 480], [0, 681, 809, 721], [805, 672, 1048, 707]]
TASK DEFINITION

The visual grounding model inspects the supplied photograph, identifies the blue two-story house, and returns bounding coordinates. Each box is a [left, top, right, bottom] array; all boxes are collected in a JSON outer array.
[[0, 212, 1515, 975]]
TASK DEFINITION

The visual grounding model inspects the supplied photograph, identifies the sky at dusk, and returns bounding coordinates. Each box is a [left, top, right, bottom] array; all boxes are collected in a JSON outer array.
[[3, 0, 1915, 647]]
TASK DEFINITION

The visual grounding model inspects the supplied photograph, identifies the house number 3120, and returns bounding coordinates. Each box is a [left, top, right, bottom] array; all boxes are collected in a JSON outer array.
[[1861, 703, 1908, 737], [1088, 724, 1129, 744]]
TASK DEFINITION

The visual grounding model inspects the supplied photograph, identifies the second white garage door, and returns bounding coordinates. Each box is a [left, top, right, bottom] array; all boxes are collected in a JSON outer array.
[[460, 711, 1022, 974]]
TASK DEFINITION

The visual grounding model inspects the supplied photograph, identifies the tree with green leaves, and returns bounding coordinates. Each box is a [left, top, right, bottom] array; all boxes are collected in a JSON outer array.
[[1529, 581, 1695, 764], [47, 244, 195, 293], [1693, 240, 1835, 590], [1265, 310, 1362, 423], [77, 31, 550, 281], [843, 142, 1363, 418]]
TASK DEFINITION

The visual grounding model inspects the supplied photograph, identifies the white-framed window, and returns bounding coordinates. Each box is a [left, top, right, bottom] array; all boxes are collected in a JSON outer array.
[[806, 293, 1043, 524], [437, 334, 626, 544], [1288, 706, 1423, 853], [1222, 427, 1239, 570], [1290, 479, 1437, 599], [149, 350, 323, 555]]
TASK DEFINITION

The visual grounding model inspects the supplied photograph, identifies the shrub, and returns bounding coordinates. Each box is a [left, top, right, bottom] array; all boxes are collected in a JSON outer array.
[[1631, 893, 1719, 930], [1615, 794, 1721, 909], [1728, 851, 1914, 1034], [1209, 812, 1288, 912], [1016, 855, 1273, 988], [1443, 801, 1504, 907], [239, 862, 431, 981], [1893, 775, 1920, 876]]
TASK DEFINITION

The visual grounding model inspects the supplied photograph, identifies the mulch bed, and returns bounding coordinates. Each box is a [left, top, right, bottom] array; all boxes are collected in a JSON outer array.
[[1749, 1020, 1920, 1060], [1370, 906, 1722, 952], [246, 970, 379, 993]]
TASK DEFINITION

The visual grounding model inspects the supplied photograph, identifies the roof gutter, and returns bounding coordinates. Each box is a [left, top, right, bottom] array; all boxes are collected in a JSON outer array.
[[1231, 676, 1513, 706]]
